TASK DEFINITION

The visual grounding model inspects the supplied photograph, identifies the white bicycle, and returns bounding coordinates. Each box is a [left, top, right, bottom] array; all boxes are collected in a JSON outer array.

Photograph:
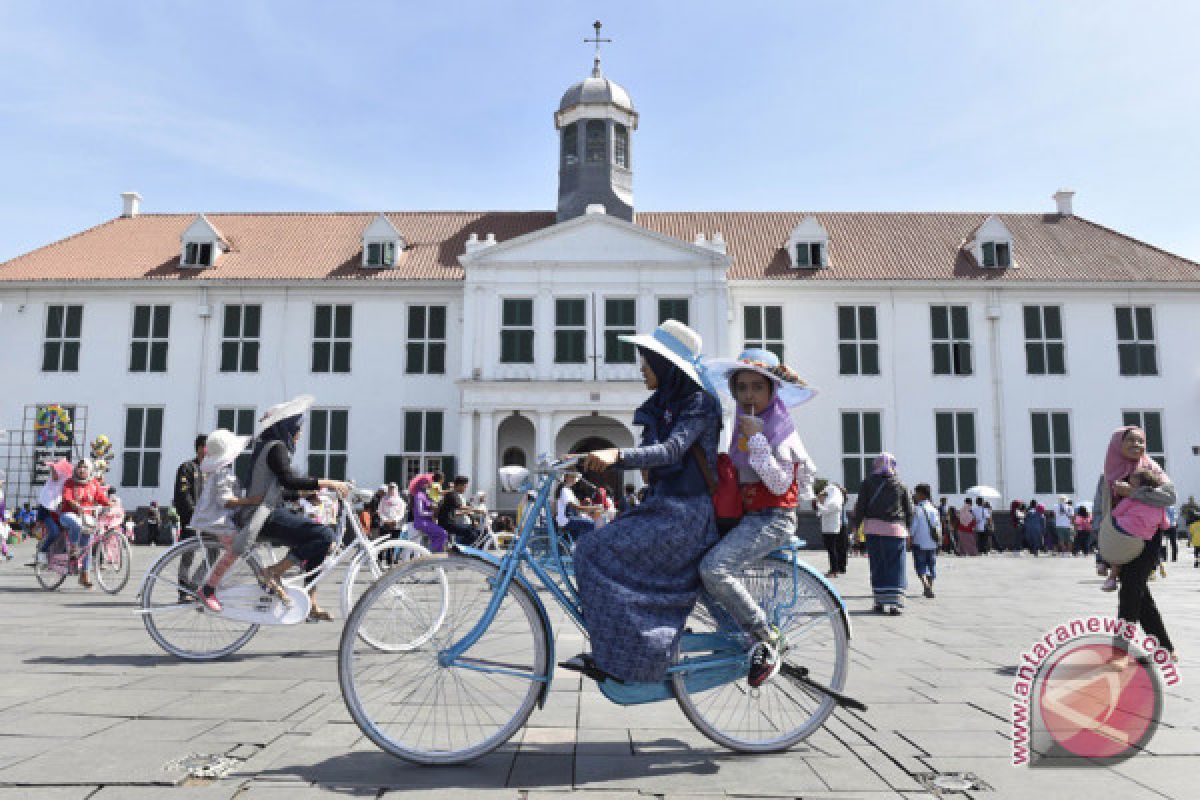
[[137, 485, 433, 660]]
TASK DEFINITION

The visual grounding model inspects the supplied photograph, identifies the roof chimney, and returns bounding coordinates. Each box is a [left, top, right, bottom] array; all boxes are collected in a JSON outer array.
[[1053, 189, 1074, 217], [121, 191, 142, 218]]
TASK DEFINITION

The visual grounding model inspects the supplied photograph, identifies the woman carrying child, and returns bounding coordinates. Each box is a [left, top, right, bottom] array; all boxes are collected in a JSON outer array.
[[1094, 425, 1178, 663], [698, 348, 816, 686]]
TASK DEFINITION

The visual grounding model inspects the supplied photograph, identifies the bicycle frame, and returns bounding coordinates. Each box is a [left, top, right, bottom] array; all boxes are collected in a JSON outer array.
[[439, 460, 846, 703], [259, 488, 387, 590], [136, 487, 399, 603]]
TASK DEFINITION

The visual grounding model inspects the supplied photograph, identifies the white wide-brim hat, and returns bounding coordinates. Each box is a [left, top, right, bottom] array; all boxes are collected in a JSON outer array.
[[256, 394, 315, 435], [200, 428, 252, 472], [704, 348, 817, 408], [617, 319, 716, 395]]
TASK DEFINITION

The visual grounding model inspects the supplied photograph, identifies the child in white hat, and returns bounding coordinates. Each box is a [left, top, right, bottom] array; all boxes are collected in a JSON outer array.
[[189, 428, 262, 612]]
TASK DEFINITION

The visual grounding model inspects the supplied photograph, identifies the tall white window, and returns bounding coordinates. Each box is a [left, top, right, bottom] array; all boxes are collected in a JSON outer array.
[[122, 407, 163, 488], [604, 298, 637, 364], [1121, 410, 1166, 470], [220, 304, 260, 373], [1115, 306, 1158, 376], [42, 304, 82, 372], [555, 298, 587, 364], [657, 297, 689, 326], [931, 305, 972, 376], [744, 305, 784, 360], [841, 411, 882, 493], [500, 298, 534, 364], [935, 411, 978, 494], [406, 305, 447, 374], [1031, 412, 1074, 495], [312, 304, 352, 374], [130, 305, 170, 373], [1023, 305, 1065, 375], [392, 411, 453, 484], [838, 306, 879, 376], [308, 409, 348, 480]]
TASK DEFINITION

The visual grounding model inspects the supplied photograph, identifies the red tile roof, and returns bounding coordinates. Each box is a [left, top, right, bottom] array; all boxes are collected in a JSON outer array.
[[1, 210, 1195, 283]]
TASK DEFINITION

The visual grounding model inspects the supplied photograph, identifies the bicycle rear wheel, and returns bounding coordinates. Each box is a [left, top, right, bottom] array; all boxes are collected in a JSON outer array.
[[140, 537, 259, 660], [34, 536, 67, 591], [672, 557, 848, 752], [340, 554, 548, 764], [93, 531, 131, 594], [340, 538, 430, 624]]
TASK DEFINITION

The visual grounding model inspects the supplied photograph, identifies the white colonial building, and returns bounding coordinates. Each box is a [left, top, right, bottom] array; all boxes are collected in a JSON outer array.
[[2, 60, 1198, 512]]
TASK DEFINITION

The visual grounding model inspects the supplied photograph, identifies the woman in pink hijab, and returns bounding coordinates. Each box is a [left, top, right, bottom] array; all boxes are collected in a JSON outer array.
[[1094, 425, 1177, 663]]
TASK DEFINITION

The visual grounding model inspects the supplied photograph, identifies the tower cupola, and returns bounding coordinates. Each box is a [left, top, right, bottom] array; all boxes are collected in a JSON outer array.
[[554, 21, 638, 222]]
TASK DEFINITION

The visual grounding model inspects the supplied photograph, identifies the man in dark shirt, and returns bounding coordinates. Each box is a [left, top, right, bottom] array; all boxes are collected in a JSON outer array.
[[174, 435, 206, 599], [437, 476, 479, 547]]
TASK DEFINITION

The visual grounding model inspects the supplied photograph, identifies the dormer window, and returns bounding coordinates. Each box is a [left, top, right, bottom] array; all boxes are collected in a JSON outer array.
[[365, 241, 396, 267], [981, 241, 1011, 268], [968, 215, 1015, 269], [785, 216, 830, 269], [183, 241, 213, 267], [361, 214, 405, 269], [795, 241, 825, 268], [180, 214, 226, 269]]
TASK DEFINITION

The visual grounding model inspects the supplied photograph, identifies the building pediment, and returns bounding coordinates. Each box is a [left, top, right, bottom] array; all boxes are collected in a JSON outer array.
[[459, 211, 731, 268]]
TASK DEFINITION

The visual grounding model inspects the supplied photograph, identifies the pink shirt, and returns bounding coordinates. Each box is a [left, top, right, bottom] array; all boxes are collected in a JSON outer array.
[[1112, 497, 1167, 541]]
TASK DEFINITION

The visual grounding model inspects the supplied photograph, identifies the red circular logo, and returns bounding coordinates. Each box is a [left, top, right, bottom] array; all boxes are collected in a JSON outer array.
[[1037, 641, 1159, 760]]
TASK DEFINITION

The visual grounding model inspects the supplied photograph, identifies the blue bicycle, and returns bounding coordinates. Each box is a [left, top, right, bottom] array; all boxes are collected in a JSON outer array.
[[338, 456, 860, 764]]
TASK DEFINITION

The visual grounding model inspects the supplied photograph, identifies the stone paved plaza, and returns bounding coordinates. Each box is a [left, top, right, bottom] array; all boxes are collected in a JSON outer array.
[[0, 539, 1196, 799]]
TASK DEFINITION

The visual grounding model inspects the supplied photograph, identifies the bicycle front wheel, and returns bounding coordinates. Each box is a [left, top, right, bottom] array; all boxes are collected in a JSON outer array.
[[672, 557, 849, 752], [340, 554, 548, 765], [140, 537, 259, 660], [93, 531, 131, 594]]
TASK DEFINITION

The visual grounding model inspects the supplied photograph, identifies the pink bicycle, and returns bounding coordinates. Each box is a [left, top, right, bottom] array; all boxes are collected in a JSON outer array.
[[34, 509, 132, 594]]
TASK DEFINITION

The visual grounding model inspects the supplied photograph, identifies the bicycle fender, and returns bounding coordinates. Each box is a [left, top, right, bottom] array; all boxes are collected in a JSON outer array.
[[767, 550, 852, 640], [454, 545, 556, 707]]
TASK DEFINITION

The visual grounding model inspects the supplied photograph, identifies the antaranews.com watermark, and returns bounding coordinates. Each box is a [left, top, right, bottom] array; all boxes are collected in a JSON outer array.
[[1011, 615, 1179, 766]]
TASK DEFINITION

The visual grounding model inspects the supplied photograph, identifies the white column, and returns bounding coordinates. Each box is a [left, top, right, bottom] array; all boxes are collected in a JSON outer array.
[[535, 286, 553, 380], [457, 410, 474, 487], [477, 410, 495, 502], [536, 410, 555, 463]]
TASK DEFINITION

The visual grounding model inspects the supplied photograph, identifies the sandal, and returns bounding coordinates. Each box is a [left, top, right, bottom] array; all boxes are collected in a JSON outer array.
[[259, 565, 293, 608], [307, 607, 334, 622]]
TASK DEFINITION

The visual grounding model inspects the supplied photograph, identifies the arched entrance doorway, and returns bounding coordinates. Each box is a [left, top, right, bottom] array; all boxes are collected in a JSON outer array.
[[555, 415, 637, 508]]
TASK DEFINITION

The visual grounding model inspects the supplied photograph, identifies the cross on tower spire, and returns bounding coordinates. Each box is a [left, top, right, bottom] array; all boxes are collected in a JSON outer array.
[[584, 20, 611, 77]]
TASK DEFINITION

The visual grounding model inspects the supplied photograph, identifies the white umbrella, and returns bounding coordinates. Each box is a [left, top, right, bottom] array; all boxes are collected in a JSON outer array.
[[964, 485, 1002, 503]]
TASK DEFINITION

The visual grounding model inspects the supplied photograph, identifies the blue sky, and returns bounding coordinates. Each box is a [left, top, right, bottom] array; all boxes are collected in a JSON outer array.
[[2, 1, 1197, 263]]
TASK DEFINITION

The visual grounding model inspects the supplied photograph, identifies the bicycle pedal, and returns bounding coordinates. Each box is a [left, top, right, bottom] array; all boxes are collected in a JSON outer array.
[[559, 654, 623, 684]]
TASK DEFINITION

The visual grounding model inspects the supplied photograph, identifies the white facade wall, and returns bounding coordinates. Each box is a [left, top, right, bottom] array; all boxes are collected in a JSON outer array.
[[3, 249, 1198, 512], [0, 284, 462, 508], [728, 283, 1200, 505]]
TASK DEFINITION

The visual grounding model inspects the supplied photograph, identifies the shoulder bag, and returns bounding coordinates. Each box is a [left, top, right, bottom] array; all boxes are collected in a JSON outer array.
[[1097, 476, 1145, 566]]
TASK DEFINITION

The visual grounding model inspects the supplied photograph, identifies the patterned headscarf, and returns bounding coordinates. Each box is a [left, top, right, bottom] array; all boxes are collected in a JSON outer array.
[[729, 373, 796, 474], [871, 452, 897, 477]]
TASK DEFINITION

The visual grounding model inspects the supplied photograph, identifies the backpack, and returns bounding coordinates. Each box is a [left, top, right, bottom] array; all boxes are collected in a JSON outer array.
[[690, 445, 742, 534]]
